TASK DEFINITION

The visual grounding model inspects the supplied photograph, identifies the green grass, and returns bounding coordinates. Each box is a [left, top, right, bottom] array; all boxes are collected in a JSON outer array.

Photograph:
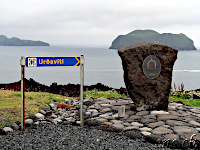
[[0, 90, 67, 128], [169, 96, 200, 107], [84, 89, 126, 98]]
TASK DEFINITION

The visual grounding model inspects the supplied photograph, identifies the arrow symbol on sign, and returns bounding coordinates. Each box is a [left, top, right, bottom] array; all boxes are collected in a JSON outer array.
[[75, 57, 80, 66]]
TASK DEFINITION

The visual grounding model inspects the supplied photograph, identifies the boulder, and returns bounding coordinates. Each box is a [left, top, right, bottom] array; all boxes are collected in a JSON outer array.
[[118, 42, 177, 111]]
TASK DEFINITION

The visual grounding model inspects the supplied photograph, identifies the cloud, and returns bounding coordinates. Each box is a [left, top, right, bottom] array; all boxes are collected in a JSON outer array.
[[0, 0, 200, 47]]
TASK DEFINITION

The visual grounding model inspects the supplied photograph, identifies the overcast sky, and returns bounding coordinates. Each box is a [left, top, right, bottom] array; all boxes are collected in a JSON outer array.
[[1, 0, 200, 48]]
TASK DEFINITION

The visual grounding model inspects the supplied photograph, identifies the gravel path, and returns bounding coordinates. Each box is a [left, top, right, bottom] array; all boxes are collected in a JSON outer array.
[[0, 123, 170, 150]]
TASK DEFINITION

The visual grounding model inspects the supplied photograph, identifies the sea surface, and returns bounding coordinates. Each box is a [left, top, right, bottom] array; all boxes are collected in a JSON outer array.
[[0, 45, 199, 90]]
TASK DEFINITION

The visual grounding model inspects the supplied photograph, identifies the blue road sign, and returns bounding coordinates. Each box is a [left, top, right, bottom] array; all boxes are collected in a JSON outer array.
[[25, 56, 80, 67]]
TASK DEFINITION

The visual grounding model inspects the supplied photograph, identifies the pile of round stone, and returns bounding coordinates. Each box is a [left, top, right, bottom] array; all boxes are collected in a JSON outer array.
[[2, 97, 200, 149]]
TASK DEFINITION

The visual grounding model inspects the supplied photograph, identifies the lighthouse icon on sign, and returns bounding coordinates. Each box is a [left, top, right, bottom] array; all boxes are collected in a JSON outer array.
[[28, 58, 37, 67], [142, 55, 161, 79]]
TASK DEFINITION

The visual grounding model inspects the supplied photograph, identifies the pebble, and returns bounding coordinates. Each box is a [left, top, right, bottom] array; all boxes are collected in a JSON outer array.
[[92, 112, 101, 117], [141, 131, 151, 136], [191, 108, 200, 114], [139, 127, 152, 131], [100, 104, 112, 107], [111, 120, 123, 124], [150, 110, 169, 115], [166, 120, 189, 126], [157, 114, 179, 120], [123, 122, 131, 126], [180, 133, 200, 141], [113, 124, 124, 129], [152, 127, 173, 135], [28, 114, 38, 122], [128, 115, 141, 120], [35, 113, 45, 120], [25, 119, 33, 125], [95, 118, 107, 122], [164, 134, 179, 140], [103, 122, 112, 125], [101, 108, 111, 113], [99, 113, 112, 118], [3, 127, 13, 132], [123, 126, 139, 131], [136, 111, 149, 116], [140, 118, 155, 123], [33, 121, 39, 125], [87, 109, 98, 113], [189, 120, 200, 127], [51, 114, 57, 118], [173, 126, 199, 135], [131, 122, 143, 127], [12, 123, 19, 130], [39, 109, 46, 115], [147, 121, 165, 128]]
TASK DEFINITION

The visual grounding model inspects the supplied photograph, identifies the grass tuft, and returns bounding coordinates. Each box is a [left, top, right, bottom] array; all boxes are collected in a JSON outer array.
[[84, 89, 126, 98]]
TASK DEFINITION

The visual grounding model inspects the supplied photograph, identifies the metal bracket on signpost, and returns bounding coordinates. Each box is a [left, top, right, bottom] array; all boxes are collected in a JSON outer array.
[[20, 56, 25, 130], [80, 55, 84, 126]]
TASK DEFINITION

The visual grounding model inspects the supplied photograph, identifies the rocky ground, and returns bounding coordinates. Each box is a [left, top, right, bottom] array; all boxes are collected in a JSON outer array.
[[0, 123, 168, 150], [1, 97, 200, 149]]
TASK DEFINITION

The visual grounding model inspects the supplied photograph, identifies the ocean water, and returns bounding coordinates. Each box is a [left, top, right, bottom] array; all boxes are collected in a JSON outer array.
[[0, 45, 199, 90]]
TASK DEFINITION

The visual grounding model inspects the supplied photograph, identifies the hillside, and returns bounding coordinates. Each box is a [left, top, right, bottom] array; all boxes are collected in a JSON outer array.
[[0, 35, 49, 46], [110, 30, 196, 50]]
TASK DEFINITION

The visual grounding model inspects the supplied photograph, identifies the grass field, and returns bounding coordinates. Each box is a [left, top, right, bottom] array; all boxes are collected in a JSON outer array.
[[0, 90, 66, 127], [0, 89, 200, 128], [169, 96, 200, 107]]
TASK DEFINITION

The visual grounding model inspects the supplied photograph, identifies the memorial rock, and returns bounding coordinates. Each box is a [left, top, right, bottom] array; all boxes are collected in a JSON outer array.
[[118, 42, 178, 111]]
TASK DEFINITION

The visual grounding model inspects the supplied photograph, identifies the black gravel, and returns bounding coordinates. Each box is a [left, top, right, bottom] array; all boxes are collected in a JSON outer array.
[[0, 123, 171, 150]]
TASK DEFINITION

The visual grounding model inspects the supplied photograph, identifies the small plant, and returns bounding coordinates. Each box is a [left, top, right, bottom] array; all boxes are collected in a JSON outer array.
[[181, 92, 189, 99], [27, 96, 33, 100], [181, 82, 184, 92], [14, 93, 21, 97], [84, 89, 126, 98], [174, 83, 177, 91], [171, 82, 189, 98]]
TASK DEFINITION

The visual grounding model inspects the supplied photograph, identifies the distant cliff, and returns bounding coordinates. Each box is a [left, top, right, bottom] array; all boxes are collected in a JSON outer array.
[[0, 35, 49, 46], [110, 30, 196, 50]]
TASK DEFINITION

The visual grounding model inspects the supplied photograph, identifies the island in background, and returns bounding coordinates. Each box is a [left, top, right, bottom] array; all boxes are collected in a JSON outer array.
[[0, 35, 49, 46], [110, 29, 196, 50]]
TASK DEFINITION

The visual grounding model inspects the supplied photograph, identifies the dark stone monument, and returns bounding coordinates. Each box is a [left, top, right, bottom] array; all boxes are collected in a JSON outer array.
[[118, 42, 178, 111]]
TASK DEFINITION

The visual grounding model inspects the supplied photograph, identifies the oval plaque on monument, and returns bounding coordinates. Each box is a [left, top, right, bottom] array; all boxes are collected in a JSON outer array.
[[142, 55, 161, 79]]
